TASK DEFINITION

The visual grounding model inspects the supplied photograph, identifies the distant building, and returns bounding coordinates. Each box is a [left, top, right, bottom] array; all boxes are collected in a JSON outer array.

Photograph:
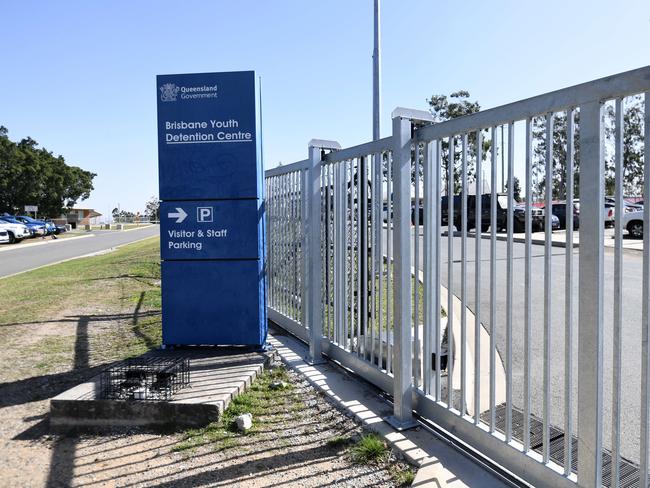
[[54, 208, 102, 229]]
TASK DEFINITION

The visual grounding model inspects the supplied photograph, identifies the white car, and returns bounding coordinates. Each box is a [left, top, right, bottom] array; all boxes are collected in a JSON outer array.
[[0, 229, 8, 244], [622, 210, 645, 239], [0, 221, 30, 243]]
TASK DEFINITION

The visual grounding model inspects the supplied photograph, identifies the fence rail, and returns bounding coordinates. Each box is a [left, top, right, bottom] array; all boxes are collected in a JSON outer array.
[[265, 65, 650, 488]]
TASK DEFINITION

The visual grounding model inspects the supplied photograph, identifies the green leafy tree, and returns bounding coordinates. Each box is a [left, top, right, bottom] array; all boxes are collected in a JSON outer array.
[[532, 111, 581, 201], [532, 96, 644, 201], [605, 95, 645, 196], [144, 196, 160, 221], [0, 127, 95, 216], [427, 91, 491, 194]]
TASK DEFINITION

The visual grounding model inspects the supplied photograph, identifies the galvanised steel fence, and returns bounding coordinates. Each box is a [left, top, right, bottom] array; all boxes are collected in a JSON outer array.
[[265, 66, 650, 488]]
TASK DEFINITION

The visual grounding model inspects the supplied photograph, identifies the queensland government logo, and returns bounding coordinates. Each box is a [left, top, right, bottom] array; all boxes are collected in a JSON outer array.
[[160, 83, 179, 102]]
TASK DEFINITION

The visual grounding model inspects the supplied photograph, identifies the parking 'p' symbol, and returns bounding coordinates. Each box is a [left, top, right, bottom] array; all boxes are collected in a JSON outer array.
[[197, 207, 213, 223]]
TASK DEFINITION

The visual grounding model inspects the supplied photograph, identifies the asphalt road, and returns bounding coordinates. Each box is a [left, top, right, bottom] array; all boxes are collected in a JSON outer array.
[[408, 228, 644, 463], [0, 226, 160, 278]]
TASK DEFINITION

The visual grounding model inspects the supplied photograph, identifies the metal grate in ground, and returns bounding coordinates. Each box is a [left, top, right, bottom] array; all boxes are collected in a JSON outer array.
[[481, 403, 641, 488]]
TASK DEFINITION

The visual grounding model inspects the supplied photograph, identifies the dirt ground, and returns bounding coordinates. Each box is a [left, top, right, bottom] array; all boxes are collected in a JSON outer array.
[[0, 240, 412, 487], [1, 317, 410, 487]]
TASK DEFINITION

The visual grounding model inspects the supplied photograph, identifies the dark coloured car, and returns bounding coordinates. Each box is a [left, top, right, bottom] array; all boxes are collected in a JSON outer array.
[[548, 202, 580, 230], [434, 194, 544, 233]]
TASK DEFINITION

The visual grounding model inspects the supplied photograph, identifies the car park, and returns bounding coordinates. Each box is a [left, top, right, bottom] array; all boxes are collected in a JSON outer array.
[[622, 209, 645, 238], [547, 202, 580, 230], [434, 194, 545, 233], [603, 204, 616, 228], [0, 218, 30, 243], [14, 215, 47, 236]]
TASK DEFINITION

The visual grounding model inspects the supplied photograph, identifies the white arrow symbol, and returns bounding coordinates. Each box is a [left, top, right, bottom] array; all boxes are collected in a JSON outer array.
[[167, 207, 187, 223]]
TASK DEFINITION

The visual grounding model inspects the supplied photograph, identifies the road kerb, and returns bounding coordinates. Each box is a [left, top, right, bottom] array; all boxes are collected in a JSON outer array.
[[0, 233, 95, 253]]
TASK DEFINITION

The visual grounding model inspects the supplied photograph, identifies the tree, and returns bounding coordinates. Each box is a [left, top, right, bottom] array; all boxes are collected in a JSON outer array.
[[532, 111, 580, 201], [605, 95, 645, 196], [505, 176, 522, 202], [112, 208, 135, 223], [0, 126, 95, 216], [532, 96, 645, 201], [427, 91, 491, 194], [144, 196, 160, 221]]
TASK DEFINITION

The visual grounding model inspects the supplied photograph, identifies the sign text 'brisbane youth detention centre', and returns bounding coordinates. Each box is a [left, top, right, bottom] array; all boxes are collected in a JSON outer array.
[[157, 71, 266, 347]]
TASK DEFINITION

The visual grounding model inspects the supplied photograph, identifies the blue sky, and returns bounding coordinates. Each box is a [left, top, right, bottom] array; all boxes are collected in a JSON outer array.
[[1, 0, 649, 218]]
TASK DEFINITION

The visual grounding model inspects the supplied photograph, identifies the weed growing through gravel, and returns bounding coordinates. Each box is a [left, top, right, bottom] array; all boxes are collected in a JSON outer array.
[[174, 366, 300, 452], [325, 434, 352, 449], [392, 465, 416, 486], [350, 433, 389, 463]]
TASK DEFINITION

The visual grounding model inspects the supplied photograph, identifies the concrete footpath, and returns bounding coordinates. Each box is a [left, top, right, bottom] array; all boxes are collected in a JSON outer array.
[[268, 327, 516, 488]]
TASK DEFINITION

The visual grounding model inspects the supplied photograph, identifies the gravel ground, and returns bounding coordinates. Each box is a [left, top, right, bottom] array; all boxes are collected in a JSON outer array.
[[1, 330, 412, 487]]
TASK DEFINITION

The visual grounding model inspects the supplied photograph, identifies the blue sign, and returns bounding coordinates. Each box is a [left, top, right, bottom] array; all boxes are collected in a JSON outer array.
[[157, 71, 259, 200], [162, 260, 265, 346], [157, 71, 266, 346], [160, 200, 263, 260]]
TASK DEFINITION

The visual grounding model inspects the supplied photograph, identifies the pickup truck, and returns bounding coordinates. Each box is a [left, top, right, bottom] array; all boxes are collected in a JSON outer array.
[[430, 194, 545, 233]]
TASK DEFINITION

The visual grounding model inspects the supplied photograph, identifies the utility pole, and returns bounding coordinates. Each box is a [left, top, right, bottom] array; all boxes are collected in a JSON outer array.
[[365, 0, 382, 347], [373, 0, 381, 141]]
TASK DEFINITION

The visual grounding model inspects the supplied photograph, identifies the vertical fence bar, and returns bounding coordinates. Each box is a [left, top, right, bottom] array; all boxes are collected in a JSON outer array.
[[386, 153, 392, 373], [360, 156, 368, 357], [460, 133, 468, 416], [564, 109, 575, 474], [474, 129, 482, 425], [335, 161, 346, 346], [489, 126, 497, 431], [301, 168, 309, 330], [373, 154, 388, 369], [389, 114, 414, 427], [506, 122, 514, 443], [524, 118, 532, 452], [414, 145, 421, 390], [325, 165, 331, 338], [347, 160, 353, 351], [435, 141, 442, 401], [640, 91, 650, 488], [372, 152, 382, 365], [577, 100, 604, 488], [543, 113, 553, 463], [423, 141, 433, 395], [611, 99, 623, 488], [448, 135, 455, 409]]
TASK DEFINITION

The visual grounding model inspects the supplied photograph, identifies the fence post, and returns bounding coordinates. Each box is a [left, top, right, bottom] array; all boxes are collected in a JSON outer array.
[[387, 108, 432, 429], [306, 140, 340, 364], [577, 101, 604, 488]]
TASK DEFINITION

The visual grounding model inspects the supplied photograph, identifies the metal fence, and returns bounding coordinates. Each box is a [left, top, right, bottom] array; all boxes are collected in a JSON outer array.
[[265, 65, 650, 488]]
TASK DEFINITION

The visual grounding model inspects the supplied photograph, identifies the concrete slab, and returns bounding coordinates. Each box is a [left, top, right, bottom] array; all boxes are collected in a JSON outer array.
[[50, 348, 276, 432]]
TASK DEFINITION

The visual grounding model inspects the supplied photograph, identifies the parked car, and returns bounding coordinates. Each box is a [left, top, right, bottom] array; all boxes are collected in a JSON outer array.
[[0, 218, 30, 243], [547, 202, 580, 230], [0, 228, 9, 244], [14, 215, 48, 236], [622, 210, 645, 238], [438, 194, 544, 233], [604, 204, 615, 228]]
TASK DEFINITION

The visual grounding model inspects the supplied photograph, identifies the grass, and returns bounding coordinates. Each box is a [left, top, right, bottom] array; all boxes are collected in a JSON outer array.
[[0, 237, 161, 327], [325, 434, 352, 449], [349, 432, 416, 486], [349, 433, 389, 463], [391, 465, 416, 486], [174, 367, 300, 453], [0, 237, 162, 376]]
